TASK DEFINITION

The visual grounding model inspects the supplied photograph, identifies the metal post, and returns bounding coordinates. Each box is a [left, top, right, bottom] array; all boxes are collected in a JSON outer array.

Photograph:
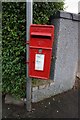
[[26, 0, 33, 111]]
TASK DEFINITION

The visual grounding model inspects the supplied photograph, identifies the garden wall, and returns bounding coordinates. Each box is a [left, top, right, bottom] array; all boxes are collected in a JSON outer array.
[[32, 11, 80, 103]]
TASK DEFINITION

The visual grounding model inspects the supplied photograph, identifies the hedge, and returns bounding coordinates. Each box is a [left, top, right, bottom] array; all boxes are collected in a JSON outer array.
[[2, 2, 64, 98]]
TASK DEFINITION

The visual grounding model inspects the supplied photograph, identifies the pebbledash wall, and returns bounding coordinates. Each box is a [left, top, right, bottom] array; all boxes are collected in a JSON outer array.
[[31, 11, 80, 103]]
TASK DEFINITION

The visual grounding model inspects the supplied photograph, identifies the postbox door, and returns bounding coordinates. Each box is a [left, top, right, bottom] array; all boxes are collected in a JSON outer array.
[[29, 48, 52, 79]]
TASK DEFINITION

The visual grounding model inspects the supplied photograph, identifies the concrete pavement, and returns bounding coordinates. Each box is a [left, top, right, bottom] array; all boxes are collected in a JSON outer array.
[[2, 78, 80, 118]]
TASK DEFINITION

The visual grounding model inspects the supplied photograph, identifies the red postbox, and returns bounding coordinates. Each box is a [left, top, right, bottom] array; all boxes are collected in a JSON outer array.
[[29, 24, 54, 80]]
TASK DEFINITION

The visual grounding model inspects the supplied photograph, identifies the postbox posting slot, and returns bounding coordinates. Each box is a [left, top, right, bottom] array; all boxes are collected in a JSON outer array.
[[31, 32, 51, 39]]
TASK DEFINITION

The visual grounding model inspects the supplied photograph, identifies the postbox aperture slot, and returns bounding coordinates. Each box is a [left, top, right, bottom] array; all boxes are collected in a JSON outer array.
[[31, 35, 51, 39], [31, 32, 51, 39]]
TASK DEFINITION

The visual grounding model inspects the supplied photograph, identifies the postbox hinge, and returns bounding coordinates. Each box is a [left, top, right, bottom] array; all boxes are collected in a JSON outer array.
[[26, 41, 29, 44], [26, 61, 29, 64]]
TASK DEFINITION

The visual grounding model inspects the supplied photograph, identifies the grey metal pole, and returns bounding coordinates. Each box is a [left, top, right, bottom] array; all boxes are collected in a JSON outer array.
[[26, 0, 33, 111]]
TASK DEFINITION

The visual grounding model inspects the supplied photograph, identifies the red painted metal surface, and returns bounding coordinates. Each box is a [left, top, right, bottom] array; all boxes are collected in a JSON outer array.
[[29, 24, 54, 80]]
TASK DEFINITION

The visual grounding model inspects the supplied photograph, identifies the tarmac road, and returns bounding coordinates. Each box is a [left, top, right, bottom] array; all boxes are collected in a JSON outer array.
[[2, 78, 80, 118]]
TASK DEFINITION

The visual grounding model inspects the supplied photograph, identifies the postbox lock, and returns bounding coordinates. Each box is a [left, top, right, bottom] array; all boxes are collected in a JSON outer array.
[[38, 49, 42, 53]]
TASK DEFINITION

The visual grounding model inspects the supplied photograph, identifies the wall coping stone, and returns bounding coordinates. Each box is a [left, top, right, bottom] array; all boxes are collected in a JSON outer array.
[[50, 11, 80, 21]]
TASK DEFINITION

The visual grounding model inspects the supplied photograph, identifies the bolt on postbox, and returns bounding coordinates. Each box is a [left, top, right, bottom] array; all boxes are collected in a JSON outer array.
[[29, 24, 54, 80]]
